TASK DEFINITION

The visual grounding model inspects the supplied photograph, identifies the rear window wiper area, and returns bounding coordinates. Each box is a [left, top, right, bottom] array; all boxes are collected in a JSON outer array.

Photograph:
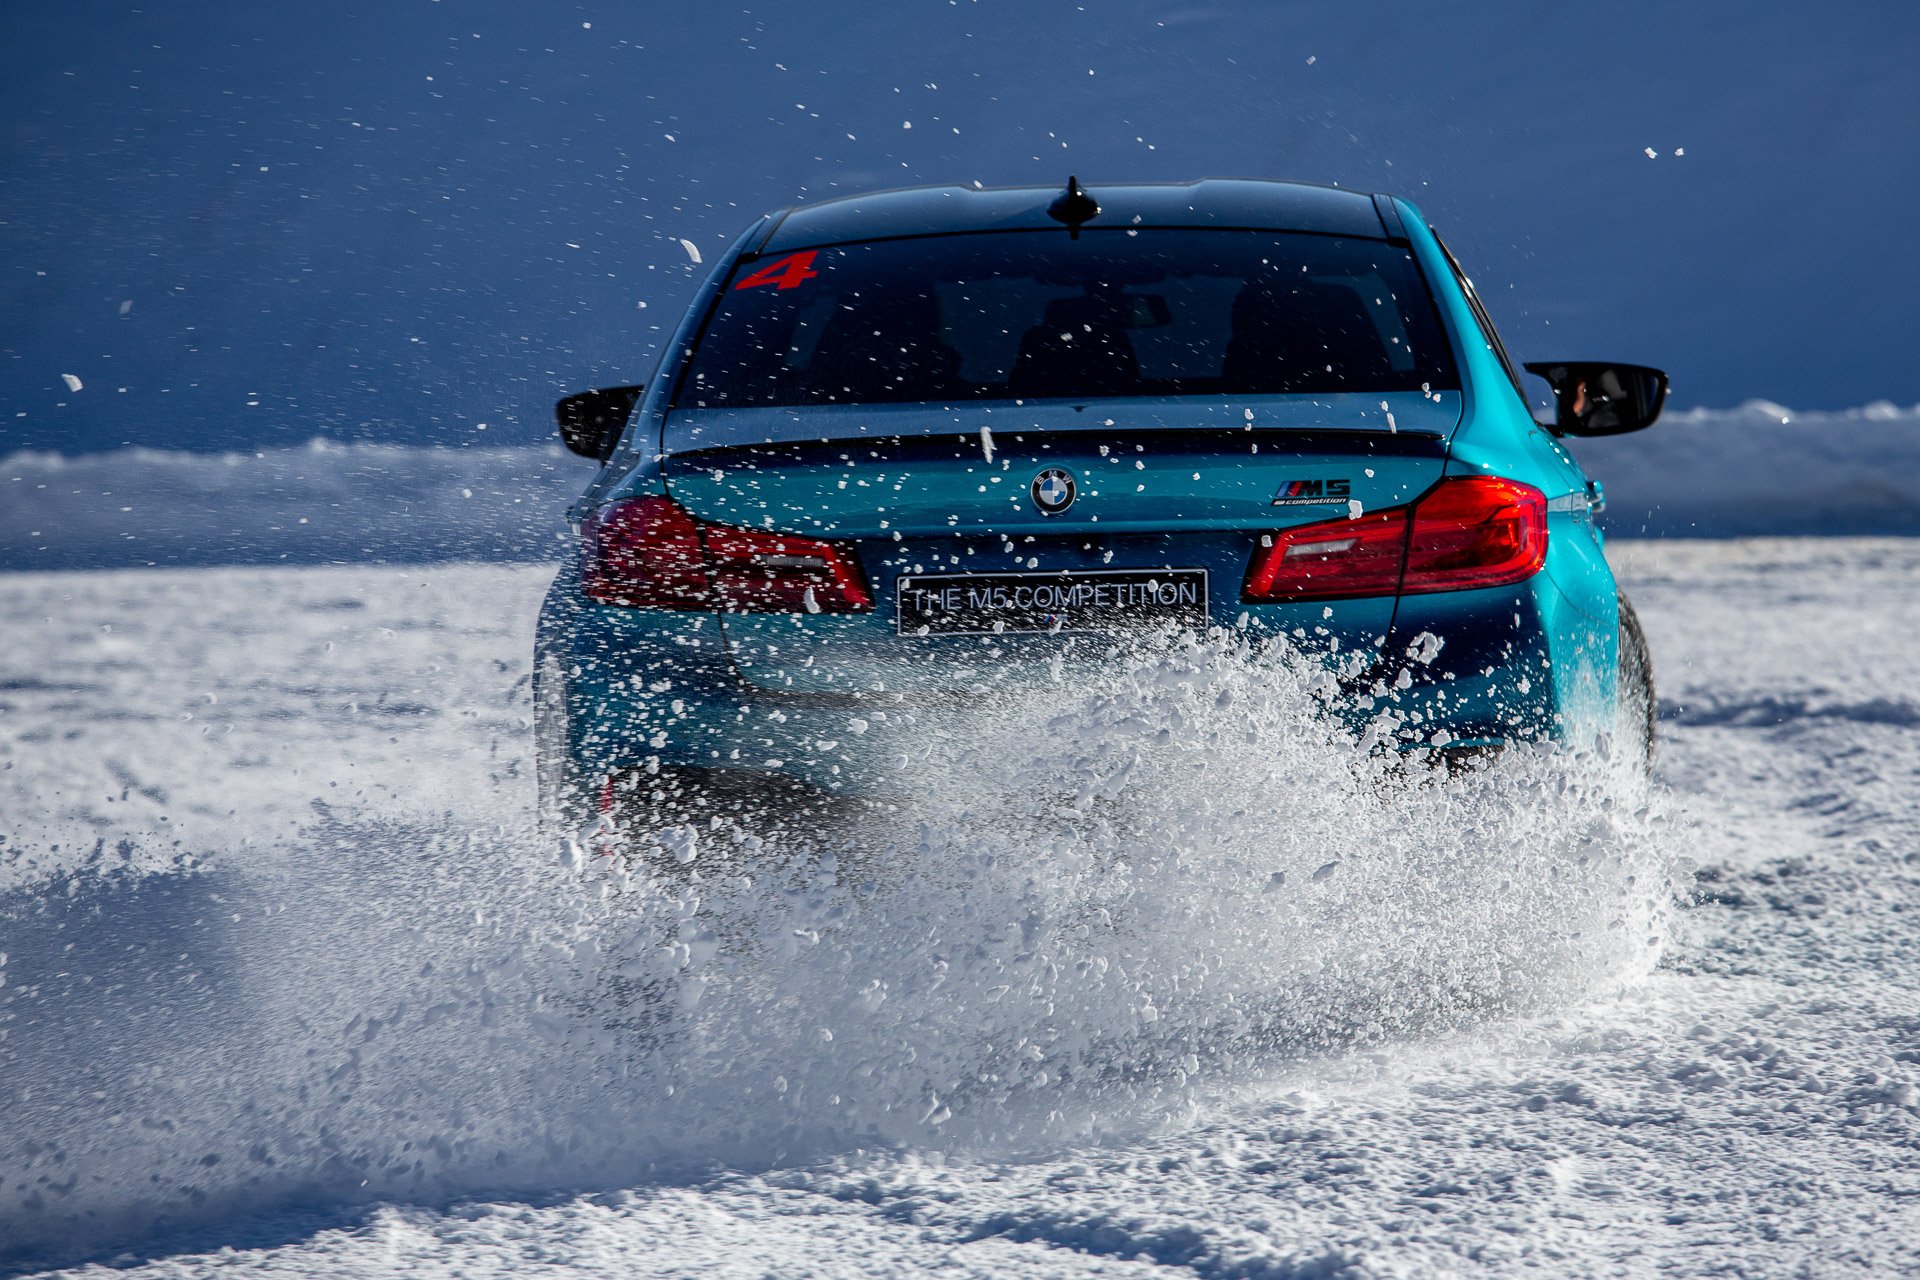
[[676, 228, 1459, 415]]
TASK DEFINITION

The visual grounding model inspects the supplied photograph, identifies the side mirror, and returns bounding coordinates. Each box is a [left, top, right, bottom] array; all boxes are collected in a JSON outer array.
[[555, 385, 643, 461], [1522, 362, 1667, 437]]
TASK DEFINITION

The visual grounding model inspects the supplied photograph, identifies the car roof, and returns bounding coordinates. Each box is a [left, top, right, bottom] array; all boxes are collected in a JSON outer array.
[[757, 178, 1395, 253]]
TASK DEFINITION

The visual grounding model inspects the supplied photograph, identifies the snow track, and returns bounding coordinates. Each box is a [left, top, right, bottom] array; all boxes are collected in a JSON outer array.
[[3, 541, 1919, 1276]]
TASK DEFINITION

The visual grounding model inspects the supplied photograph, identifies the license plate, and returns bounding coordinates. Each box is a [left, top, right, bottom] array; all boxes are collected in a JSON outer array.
[[895, 568, 1209, 636]]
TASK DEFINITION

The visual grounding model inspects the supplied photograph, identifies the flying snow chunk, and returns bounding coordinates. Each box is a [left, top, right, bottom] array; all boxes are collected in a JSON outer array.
[[679, 239, 703, 264], [60, 374, 82, 393]]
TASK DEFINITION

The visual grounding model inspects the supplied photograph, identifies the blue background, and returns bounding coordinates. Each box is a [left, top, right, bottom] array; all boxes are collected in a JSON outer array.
[[4, 0, 1916, 455]]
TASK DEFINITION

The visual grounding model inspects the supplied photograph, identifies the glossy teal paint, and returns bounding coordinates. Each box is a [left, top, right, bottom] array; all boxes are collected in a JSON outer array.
[[536, 183, 1636, 816], [663, 395, 1455, 694], [1385, 197, 1620, 749]]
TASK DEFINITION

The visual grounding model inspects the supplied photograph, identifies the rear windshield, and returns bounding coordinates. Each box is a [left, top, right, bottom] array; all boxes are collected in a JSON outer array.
[[676, 229, 1457, 408]]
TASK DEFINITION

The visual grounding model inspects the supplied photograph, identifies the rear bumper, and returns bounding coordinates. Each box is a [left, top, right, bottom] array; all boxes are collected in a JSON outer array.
[[537, 564, 911, 806], [536, 562, 1605, 811], [1363, 573, 1616, 751]]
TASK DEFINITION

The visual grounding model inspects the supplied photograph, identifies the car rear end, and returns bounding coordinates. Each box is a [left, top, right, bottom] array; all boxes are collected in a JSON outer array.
[[536, 182, 1599, 831]]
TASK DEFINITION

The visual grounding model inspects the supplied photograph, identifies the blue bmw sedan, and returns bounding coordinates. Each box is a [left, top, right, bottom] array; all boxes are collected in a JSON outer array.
[[535, 178, 1664, 836]]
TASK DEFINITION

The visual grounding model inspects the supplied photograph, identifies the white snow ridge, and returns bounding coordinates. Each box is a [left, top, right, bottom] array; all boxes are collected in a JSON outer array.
[[6, 402, 1919, 573]]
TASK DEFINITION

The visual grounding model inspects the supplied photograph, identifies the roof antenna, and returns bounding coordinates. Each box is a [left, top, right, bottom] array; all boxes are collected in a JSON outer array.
[[1047, 175, 1100, 238]]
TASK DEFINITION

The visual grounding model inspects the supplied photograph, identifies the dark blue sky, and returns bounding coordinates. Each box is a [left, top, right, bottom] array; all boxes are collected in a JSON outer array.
[[4, 1, 1916, 454]]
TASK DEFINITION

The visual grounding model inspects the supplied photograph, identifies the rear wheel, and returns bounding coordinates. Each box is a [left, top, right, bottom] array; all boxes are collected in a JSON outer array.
[[600, 765, 884, 853], [1617, 591, 1656, 777], [534, 654, 586, 835]]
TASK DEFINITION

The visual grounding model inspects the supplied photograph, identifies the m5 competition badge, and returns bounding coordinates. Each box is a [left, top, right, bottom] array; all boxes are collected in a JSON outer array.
[[1271, 478, 1351, 507]]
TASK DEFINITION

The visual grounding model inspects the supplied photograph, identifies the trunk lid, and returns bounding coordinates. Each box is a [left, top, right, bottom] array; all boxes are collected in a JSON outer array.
[[659, 393, 1458, 693]]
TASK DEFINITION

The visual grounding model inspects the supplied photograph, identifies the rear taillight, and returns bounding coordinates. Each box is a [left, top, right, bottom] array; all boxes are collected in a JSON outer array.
[[1243, 475, 1547, 602], [1399, 475, 1548, 594], [582, 496, 873, 613], [699, 517, 874, 613], [1243, 506, 1410, 602], [582, 496, 709, 609]]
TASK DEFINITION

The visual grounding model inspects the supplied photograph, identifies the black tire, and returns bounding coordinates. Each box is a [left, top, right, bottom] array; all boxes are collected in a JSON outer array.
[[534, 654, 586, 833], [601, 765, 856, 837], [1617, 590, 1656, 776]]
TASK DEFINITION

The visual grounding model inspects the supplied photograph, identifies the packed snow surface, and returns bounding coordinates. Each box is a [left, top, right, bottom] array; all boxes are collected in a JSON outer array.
[[4, 539, 1920, 1275]]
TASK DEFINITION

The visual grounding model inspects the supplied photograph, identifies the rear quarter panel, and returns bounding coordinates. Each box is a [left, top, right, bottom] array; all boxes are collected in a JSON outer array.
[[1389, 201, 1620, 745]]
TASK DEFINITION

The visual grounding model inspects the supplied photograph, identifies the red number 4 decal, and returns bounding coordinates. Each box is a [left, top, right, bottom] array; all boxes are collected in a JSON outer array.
[[732, 251, 820, 291]]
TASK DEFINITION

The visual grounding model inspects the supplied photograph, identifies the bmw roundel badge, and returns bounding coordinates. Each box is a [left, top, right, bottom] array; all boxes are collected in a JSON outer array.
[[1030, 467, 1076, 516]]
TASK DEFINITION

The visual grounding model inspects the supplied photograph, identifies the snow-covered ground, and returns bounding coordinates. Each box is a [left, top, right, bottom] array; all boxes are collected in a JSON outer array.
[[4, 536, 1918, 1276]]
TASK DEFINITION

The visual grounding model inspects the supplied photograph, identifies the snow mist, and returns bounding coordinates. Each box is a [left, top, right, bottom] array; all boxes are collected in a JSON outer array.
[[0, 633, 1676, 1263]]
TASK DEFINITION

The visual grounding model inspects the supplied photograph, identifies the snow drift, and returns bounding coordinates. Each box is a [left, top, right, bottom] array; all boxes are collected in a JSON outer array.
[[4, 402, 1915, 572], [1, 440, 581, 570], [1571, 400, 1920, 537]]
